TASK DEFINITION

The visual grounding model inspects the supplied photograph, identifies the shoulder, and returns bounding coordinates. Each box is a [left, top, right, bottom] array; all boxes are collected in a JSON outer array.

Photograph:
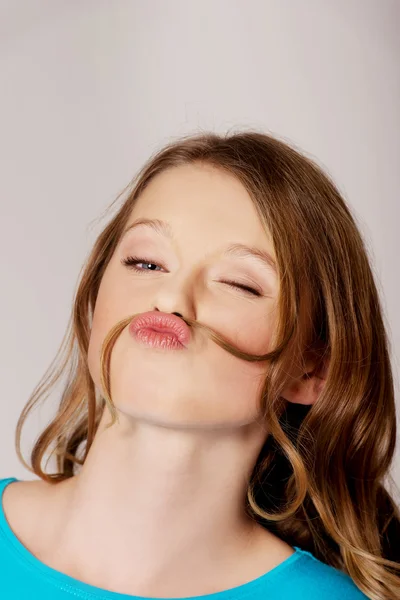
[[1, 477, 56, 549], [287, 548, 369, 599], [2, 477, 50, 512]]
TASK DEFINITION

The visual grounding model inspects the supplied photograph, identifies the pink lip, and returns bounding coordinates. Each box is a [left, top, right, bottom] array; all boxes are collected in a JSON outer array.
[[128, 311, 191, 349]]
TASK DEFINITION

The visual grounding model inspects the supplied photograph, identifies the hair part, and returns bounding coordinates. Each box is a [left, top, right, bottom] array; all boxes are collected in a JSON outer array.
[[15, 130, 400, 598]]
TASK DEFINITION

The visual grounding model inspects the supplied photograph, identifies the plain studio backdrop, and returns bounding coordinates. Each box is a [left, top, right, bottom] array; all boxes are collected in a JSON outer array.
[[0, 0, 399, 499]]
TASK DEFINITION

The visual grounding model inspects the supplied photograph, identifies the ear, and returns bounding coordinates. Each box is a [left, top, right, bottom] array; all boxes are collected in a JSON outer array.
[[280, 349, 330, 406]]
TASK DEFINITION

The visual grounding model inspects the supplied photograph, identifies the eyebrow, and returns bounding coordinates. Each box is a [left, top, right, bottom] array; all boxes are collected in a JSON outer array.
[[121, 218, 277, 275]]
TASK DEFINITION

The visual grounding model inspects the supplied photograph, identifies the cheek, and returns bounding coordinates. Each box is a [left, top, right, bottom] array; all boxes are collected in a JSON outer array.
[[87, 282, 120, 394], [207, 302, 277, 358], [216, 349, 267, 391], [87, 312, 106, 395], [199, 306, 275, 414], [86, 270, 125, 391]]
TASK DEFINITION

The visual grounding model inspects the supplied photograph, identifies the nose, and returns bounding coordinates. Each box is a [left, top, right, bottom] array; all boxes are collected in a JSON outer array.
[[150, 268, 197, 323], [154, 308, 184, 319]]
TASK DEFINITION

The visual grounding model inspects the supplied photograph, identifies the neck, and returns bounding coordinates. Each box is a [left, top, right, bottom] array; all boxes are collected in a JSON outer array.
[[38, 407, 281, 595]]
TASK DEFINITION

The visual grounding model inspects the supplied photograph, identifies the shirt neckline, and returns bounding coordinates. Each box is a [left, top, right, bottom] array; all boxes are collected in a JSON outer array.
[[0, 477, 305, 600]]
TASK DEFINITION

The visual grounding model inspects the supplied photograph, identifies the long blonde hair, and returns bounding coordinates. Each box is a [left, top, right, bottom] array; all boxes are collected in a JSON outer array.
[[16, 130, 400, 598]]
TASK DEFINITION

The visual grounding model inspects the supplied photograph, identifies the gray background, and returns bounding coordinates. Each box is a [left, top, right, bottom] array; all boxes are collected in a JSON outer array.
[[0, 0, 399, 497]]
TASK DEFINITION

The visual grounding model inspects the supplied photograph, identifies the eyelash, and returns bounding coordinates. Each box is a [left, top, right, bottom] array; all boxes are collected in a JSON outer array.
[[121, 255, 262, 297]]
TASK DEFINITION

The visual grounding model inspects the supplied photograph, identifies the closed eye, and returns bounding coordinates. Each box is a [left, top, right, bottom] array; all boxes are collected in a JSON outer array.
[[121, 256, 262, 297], [219, 280, 261, 297]]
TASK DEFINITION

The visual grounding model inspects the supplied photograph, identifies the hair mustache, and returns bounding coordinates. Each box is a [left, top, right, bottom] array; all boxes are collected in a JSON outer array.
[[98, 312, 293, 428]]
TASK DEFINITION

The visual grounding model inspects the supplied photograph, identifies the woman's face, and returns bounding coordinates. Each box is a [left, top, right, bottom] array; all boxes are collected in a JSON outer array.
[[88, 163, 279, 428]]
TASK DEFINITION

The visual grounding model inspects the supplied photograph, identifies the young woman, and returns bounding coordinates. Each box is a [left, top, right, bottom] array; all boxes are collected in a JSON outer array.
[[1, 131, 398, 599]]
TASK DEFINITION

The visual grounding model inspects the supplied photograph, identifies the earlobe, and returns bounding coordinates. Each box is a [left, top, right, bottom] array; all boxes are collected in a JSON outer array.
[[281, 352, 330, 406]]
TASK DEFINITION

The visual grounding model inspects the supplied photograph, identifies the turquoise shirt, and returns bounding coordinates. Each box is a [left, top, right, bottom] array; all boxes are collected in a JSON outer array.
[[0, 477, 368, 599]]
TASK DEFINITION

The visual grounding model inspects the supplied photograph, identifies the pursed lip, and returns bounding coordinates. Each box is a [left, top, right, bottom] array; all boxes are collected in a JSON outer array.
[[128, 311, 191, 347]]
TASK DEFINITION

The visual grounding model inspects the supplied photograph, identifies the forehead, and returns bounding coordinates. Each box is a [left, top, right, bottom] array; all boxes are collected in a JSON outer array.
[[129, 163, 275, 254]]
